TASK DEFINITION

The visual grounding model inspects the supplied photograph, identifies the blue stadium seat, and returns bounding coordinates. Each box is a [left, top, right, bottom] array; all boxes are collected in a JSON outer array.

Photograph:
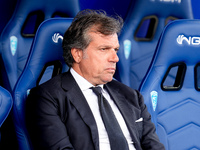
[[0, 86, 13, 137], [12, 18, 72, 150], [115, 0, 193, 90], [79, 0, 132, 20], [191, 0, 200, 19], [0, 0, 80, 92], [0, 86, 13, 149], [139, 19, 200, 150]]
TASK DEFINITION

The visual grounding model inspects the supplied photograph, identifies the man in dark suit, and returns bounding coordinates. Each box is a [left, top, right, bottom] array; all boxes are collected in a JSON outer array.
[[26, 9, 165, 150]]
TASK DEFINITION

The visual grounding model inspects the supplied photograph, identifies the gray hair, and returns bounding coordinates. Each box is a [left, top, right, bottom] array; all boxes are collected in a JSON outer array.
[[62, 9, 123, 67]]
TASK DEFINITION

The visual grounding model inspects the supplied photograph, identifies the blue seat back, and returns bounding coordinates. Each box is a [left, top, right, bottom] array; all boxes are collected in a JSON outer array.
[[0, 0, 79, 92], [115, 0, 193, 89], [0, 86, 12, 127], [12, 18, 72, 150], [191, 0, 200, 19], [79, 0, 132, 20], [0, 86, 13, 143], [139, 20, 200, 150]]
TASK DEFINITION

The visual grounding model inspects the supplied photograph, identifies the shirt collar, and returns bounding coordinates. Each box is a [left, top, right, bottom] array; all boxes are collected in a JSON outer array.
[[70, 68, 104, 91]]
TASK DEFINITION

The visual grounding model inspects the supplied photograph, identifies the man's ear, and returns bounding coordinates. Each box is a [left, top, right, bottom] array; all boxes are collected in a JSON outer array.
[[71, 48, 83, 63]]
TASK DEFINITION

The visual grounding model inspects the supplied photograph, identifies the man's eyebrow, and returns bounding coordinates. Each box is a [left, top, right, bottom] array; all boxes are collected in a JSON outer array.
[[98, 44, 120, 48]]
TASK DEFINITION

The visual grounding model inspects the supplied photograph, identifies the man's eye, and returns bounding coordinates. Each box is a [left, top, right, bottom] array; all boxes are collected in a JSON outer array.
[[101, 48, 106, 51]]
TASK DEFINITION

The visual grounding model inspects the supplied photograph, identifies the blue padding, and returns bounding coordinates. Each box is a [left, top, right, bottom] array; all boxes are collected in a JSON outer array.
[[115, 0, 193, 90], [79, 0, 132, 20], [0, 86, 12, 127], [12, 18, 72, 150], [0, 0, 80, 92], [0, 86, 13, 143], [139, 20, 200, 150], [191, 0, 200, 19]]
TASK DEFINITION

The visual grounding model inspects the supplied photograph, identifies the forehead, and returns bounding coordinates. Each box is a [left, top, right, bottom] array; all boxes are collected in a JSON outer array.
[[88, 31, 119, 47]]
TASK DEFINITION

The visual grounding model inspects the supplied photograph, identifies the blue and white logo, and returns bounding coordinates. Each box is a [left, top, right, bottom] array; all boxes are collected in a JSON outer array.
[[10, 36, 18, 56], [123, 39, 131, 59], [27, 89, 30, 96], [150, 91, 158, 111], [52, 33, 63, 43], [177, 34, 200, 45]]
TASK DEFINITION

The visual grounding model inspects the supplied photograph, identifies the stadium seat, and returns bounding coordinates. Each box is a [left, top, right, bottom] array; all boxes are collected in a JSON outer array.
[[139, 19, 200, 150], [115, 0, 193, 90], [0, 86, 13, 141], [0, 0, 80, 92], [12, 18, 72, 150], [79, 0, 132, 20]]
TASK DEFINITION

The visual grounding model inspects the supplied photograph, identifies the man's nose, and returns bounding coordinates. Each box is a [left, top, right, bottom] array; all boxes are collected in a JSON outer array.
[[109, 49, 119, 62]]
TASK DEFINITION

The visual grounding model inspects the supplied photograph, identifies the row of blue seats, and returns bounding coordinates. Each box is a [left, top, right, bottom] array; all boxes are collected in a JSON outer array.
[[0, 0, 132, 35], [10, 17, 200, 150], [2, 17, 200, 150], [0, 0, 196, 92], [0, 0, 199, 149], [0, 0, 200, 92]]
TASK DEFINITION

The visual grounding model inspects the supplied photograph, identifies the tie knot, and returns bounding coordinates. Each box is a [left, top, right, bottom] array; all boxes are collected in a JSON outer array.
[[91, 86, 102, 96]]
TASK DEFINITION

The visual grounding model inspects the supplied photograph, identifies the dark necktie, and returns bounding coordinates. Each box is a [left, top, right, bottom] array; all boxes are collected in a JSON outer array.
[[91, 86, 129, 150]]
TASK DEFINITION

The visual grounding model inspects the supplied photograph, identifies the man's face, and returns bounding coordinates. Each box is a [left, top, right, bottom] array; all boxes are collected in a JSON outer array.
[[77, 32, 119, 86]]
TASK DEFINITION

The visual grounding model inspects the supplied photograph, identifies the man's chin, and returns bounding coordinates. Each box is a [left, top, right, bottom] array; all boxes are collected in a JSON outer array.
[[102, 76, 114, 84]]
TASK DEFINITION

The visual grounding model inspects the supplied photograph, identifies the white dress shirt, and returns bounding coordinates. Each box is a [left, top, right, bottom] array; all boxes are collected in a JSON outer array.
[[70, 68, 136, 150]]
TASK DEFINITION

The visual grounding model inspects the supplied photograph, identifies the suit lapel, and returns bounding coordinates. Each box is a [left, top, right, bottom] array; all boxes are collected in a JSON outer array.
[[61, 72, 99, 150], [105, 83, 141, 147]]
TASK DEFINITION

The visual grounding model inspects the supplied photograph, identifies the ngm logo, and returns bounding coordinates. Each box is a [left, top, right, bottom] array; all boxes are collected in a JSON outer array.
[[177, 35, 200, 45], [151, 0, 181, 3]]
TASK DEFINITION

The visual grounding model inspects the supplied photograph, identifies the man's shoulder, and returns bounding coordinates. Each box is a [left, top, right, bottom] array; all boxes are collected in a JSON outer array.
[[40, 71, 71, 87], [31, 72, 71, 94], [39, 73, 63, 88], [108, 79, 135, 91], [107, 79, 143, 107], [108, 79, 140, 96]]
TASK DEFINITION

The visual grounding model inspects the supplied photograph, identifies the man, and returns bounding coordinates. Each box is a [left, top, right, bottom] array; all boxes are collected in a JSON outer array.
[[26, 9, 165, 150]]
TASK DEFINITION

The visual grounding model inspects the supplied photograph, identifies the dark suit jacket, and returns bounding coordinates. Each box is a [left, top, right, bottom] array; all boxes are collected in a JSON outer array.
[[26, 71, 165, 150]]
